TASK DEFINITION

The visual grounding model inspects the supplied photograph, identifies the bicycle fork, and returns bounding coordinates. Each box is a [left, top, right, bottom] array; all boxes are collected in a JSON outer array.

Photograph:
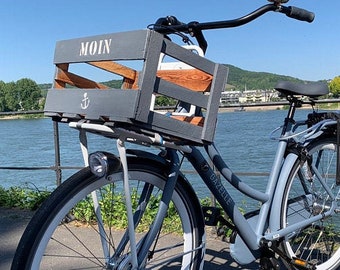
[[79, 130, 111, 265], [78, 127, 182, 268], [116, 140, 181, 269]]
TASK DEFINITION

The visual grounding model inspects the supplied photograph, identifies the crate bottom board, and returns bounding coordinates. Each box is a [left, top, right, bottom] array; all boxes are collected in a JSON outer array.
[[44, 89, 140, 122]]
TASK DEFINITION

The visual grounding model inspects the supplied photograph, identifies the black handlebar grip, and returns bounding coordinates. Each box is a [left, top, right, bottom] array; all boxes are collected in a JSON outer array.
[[286, 6, 315, 23], [153, 17, 171, 33], [153, 16, 185, 34], [166, 16, 183, 26]]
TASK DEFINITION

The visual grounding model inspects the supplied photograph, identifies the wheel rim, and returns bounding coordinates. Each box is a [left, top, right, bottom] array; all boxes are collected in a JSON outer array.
[[30, 171, 199, 269], [282, 141, 340, 269]]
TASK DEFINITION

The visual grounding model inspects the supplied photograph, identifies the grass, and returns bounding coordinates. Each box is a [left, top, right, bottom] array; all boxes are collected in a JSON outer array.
[[0, 185, 51, 210], [0, 185, 240, 237], [0, 185, 212, 234]]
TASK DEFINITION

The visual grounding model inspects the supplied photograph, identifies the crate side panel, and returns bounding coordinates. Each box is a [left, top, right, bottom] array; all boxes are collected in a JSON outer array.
[[54, 30, 150, 64], [134, 31, 164, 122], [44, 89, 139, 121], [202, 64, 229, 142]]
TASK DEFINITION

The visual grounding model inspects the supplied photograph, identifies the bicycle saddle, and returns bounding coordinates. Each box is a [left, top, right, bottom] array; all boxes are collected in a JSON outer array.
[[274, 81, 329, 98]]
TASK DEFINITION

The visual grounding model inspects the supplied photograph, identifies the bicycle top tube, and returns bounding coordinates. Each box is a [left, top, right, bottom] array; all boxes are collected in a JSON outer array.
[[150, 2, 314, 52]]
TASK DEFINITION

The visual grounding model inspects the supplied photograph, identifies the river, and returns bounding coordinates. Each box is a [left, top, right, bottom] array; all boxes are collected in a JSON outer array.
[[0, 109, 311, 208]]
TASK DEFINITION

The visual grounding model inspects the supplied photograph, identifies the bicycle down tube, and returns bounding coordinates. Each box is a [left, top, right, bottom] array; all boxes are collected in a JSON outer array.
[[184, 116, 292, 250]]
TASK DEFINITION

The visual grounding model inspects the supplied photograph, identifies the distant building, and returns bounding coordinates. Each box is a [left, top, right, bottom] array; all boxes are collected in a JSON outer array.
[[220, 91, 241, 104], [220, 89, 279, 105]]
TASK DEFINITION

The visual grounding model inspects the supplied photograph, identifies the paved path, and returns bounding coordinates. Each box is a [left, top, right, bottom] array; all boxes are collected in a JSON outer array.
[[0, 207, 259, 269]]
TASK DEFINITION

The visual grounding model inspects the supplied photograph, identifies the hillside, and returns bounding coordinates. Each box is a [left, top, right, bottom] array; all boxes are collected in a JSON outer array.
[[39, 64, 322, 91], [225, 64, 315, 91]]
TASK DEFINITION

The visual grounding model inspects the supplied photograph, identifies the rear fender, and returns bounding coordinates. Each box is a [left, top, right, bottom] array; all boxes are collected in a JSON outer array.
[[269, 153, 299, 235]]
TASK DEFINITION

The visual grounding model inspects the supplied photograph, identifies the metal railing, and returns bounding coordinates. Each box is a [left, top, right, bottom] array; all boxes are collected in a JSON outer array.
[[0, 98, 339, 186], [0, 111, 78, 185]]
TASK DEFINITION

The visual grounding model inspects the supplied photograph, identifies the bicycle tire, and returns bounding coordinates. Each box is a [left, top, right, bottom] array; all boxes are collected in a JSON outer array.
[[280, 137, 340, 269], [11, 157, 205, 270]]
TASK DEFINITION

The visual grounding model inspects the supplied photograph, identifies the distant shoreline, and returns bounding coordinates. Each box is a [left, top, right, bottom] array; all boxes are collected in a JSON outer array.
[[0, 110, 43, 120], [0, 106, 284, 121], [218, 104, 285, 112], [0, 102, 336, 121], [0, 115, 31, 120], [0, 114, 44, 121]]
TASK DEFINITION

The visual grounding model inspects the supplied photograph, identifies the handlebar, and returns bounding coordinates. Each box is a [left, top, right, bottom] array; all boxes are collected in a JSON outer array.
[[151, 3, 314, 52], [281, 6, 315, 23]]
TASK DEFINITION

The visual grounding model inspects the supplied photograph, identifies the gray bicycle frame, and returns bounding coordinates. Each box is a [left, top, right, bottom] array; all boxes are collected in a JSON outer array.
[[185, 141, 335, 252], [73, 108, 337, 265], [183, 117, 337, 253], [186, 141, 286, 251]]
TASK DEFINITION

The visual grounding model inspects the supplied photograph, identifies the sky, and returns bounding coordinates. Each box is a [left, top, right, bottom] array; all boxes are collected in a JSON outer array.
[[0, 0, 339, 84]]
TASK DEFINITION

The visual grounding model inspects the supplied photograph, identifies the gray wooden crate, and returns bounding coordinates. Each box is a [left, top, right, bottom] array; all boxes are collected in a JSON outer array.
[[44, 29, 229, 144]]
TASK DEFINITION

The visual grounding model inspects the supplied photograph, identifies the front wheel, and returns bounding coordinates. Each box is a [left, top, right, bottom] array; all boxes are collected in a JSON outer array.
[[12, 158, 205, 269], [281, 137, 340, 269]]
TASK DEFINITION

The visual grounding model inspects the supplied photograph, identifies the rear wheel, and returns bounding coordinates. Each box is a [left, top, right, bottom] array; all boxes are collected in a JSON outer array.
[[281, 137, 340, 269], [12, 158, 205, 269]]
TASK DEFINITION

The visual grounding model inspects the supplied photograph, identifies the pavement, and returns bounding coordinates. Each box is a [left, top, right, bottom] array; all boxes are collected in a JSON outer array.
[[0, 207, 259, 269]]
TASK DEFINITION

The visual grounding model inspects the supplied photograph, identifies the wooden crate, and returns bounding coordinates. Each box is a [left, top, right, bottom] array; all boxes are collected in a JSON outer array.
[[44, 30, 229, 144]]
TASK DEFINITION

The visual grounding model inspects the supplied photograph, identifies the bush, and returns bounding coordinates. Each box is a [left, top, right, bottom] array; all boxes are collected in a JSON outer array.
[[0, 185, 51, 210]]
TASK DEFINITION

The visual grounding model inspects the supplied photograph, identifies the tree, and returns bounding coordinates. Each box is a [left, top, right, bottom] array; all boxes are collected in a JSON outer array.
[[0, 81, 6, 111], [4, 81, 17, 111], [1, 78, 42, 112], [15, 78, 42, 111], [329, 76, 340, 98], [155, 96, 177, 107]]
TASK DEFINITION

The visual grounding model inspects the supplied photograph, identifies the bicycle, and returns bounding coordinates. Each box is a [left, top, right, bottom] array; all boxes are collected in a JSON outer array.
[[12, 1, 340, 269]]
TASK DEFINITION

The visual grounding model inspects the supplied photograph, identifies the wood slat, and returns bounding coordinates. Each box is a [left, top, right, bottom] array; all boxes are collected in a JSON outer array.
[[54, 64, 69, 88], [88, 61, 140, 89], [157, 69, 212, 92], [171, 115, 205, 126], [87, 61, 137, 80], [55, 69, 108, 89]]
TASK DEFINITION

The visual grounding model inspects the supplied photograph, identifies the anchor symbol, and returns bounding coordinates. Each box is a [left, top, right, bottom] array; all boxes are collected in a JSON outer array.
[[81, 92, 90, 109]]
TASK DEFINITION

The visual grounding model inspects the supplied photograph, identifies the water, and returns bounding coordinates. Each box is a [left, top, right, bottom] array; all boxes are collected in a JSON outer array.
[[0, 109, 309, 208]]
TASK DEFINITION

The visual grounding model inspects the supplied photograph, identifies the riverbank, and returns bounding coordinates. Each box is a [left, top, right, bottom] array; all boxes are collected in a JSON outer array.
[[0, 112, 44, 120], [219, 104, 284, 112], [0, 115, 33, 120], [1, 100, 339, 120], [0, 107, 279, 121]]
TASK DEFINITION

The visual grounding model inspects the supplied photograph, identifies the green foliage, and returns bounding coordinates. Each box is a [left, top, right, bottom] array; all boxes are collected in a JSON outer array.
[[0, 78, 43, 112], [72, 186, 181, 233], [0, 81, 6, 111], [0, 184, 236, 237], [0, 185, 51, 210], [329, 76, 340, 98], [102, 80, 123, 88], [155, 96, 177, 107], [226, 64, 313, 91]]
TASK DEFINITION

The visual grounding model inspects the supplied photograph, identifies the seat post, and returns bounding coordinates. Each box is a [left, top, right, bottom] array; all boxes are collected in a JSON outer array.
[[281, 97, 301, 136]]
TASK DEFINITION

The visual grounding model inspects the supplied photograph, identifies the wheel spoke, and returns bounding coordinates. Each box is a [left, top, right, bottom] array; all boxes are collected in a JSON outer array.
[[282, 138, 340, 269], [12, 164, 204, 269]]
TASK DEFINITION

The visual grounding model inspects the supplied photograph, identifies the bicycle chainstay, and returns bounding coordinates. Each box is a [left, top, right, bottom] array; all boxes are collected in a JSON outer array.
[[260, 239, 317, 270]]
